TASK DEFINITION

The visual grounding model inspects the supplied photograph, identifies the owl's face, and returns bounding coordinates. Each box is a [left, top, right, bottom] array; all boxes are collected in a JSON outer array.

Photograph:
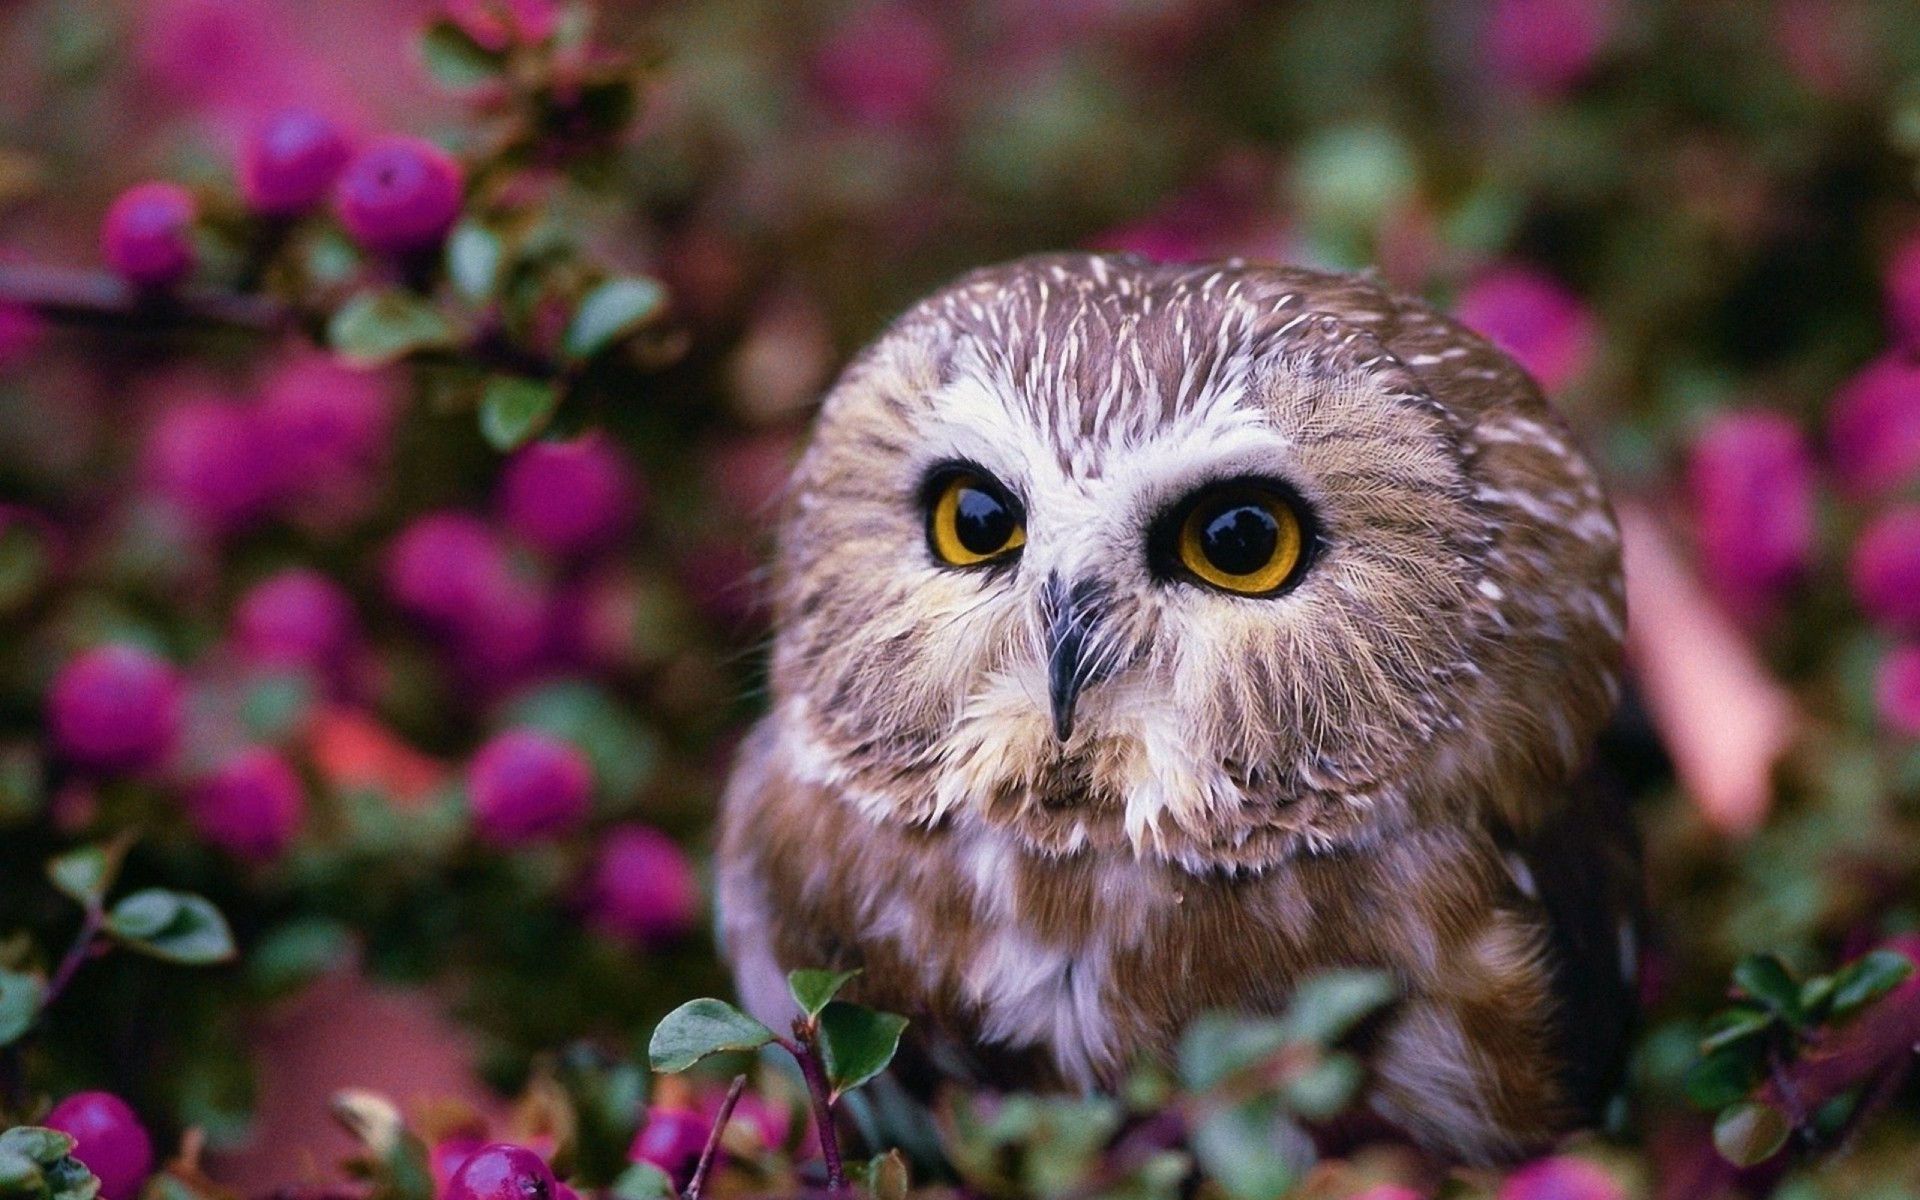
[[769, 255, 1622, 872]]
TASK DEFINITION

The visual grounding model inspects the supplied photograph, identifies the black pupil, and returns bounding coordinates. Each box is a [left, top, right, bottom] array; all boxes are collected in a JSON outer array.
[[1201, 503, 1279, 576], [954, 485, 1015, 555]]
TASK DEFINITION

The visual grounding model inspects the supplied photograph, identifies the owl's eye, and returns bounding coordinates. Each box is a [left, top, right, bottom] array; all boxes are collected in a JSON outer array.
[[927, 470, 1026, 567], [1171, 484, 1308, 595]]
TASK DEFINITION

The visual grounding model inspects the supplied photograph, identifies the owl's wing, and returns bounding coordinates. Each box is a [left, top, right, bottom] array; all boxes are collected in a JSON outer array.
[[1503, 758, 1644, 1118]]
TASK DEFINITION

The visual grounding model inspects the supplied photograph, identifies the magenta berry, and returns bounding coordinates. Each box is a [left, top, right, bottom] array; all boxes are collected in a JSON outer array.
[[241, 107, 351, 215], [811, 5, 949, 127], [585, 824, 699, 945], [498, 434, 640, 559], [42, 1091, 155, 1200], [1829, 350, 1920, 498], [188, 747, 305, 860], [235, 568, 358, 672], [468, 729, 592, 845], [1454, 265, 1597, 394], [1877, 646, 1920, 736], [259, 353, 396, 514], [336, 135, 465, 252], [386, 511, 509, 627], [1687, 410, 1814, 620], [1886, 231, 1920, 353], [445, 1143, 557, 1200], [1497, 1156, 1626, 1200], [102, 181, 198, 288], [142, 392, 276, 535], [1485, 0, 1614, 95], [1850, 506, 1920, 634], [628, 1107, 709, 1188], [48, 644, 184, 774]]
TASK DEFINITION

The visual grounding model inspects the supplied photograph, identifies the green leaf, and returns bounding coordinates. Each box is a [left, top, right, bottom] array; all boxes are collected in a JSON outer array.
[[1190, 1096, 1312, 1200], [328, 290, 460, 367], [1177, 1014, 1292, 1092], [48, 842, 121, 909], [608, 1163, 675, 1200], [1280, 1054, 1364, 1120], [105, 888, 180, 938], [41, 1150, 99, 1200], [869, 1149, 909, 1200], [0, 1148, 37, 1189], [447, 221, 504, 304], [648, 998, 776, 1073], [0, 1126, 73, 1162], [1829, 950, 1915, 1021], [106, 889, 237, 965], [789, 968, 861, 1020], [1733, 954, 1804, 1026], [419, 19, 507, 89], [1798, 974, 1836, 1022], [1279, 969, 1398, 1045], [1699, 1003, 1776, 1054], [247, 918, 353, 999], [817, 1000, 908, 1097], [1685, 1043, 1763, 1110], [563, 277, 667, 362], [478, 375, 562, 452], [1713, 1100, 1792, 1167], [0, 968, 45, 1047]]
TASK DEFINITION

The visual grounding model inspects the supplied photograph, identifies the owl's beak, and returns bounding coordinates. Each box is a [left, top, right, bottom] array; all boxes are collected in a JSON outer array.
[[1044, 575, 1108, 742]]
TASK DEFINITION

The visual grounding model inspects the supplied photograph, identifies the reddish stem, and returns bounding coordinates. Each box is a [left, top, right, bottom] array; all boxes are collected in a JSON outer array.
[[41, 906, 105, 1014], [0, 261, 291, 331], [788, 1023, 847, 1193], [686, 1074, 747, 1200]]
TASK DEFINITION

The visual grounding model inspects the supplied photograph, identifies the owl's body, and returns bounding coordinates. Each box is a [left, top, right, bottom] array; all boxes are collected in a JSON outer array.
[[719, 255, 1635, 1163]]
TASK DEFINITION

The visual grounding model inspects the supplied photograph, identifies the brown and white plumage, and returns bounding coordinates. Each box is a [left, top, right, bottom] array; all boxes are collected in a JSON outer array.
[[718, 253, 1635, 1163]]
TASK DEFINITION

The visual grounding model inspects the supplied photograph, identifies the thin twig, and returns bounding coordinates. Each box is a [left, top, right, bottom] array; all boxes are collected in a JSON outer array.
[[41, 906, 104, 1013], [0, 261, 292, 332], [686, 1074, 747, 1200], [789, 1023, 847, 1193]]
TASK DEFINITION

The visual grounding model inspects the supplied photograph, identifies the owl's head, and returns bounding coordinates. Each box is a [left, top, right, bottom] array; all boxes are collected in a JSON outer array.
[[767, 255, 1623, 872]]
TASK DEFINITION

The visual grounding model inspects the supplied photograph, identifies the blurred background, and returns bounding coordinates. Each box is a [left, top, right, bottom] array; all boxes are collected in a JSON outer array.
[[6, 0, 1920, 1196]]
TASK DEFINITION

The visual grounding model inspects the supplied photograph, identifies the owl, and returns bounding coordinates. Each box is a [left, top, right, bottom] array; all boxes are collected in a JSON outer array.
[[717, 253, 1637, 1163]]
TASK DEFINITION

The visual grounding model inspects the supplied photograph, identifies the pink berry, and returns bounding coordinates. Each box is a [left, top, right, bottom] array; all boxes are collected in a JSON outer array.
[[468, 730, 592, 845], [1347, 1189, 1425, 1200], [585, 824, 699, 945], [1485, 0, 1615, 95], [241, 107, 351, 215], [1850, 505, 1920, 634], [102, 181, 198, 288], [387, 512, 510, 627], [1497, 1156, 1625, 1200], [42, 1091, 155, 1200], [234, 568, 358, 672], [259, 353, 396, 514], [142, 392, 276, 535], [1827, 351, 1920, 499], [1687, 410, 1815, 621], [445, 1143, 557, 1200], [48, 645, 184, 774], [335, 136, 465, 253], [430, 1135, 485, 1199], [187, 747, 305, 860], [811, 5, 949, 127], [497, 434, 640, 560], [1889, 233, 1920, 354], [628, 1108, 709, 1189], [1877, 646, 1920, 736], [1454, 265, 1598, 394]]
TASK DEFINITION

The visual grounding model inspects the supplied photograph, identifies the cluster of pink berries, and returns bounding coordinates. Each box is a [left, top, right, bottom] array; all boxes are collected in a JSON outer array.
[[1687, 228, 1920, 734], [102, 107, 465, 290]]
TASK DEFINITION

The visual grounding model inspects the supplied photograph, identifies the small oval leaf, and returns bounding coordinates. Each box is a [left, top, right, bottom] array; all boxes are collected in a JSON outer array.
[[1732, 954, 1804, 1025], [0, 968, 46, 1048], [564, 277, 667, 362], [328, 290, 460, 367], [817, 1000, 908, 1098], [419, 19, 507, 89], [1713, 1100, 1792, 1167], [478, 375, 562, 452], [789, 968, 861, 1021], [648, 998, 776, 1074], [107, 889, 236, 965], [1830, 949, 1916, 1020]]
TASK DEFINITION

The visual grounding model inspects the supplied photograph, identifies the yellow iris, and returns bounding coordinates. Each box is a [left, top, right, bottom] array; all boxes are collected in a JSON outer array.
[[929, 473, 1025, 566], [1177, 487, 1304, 595]]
